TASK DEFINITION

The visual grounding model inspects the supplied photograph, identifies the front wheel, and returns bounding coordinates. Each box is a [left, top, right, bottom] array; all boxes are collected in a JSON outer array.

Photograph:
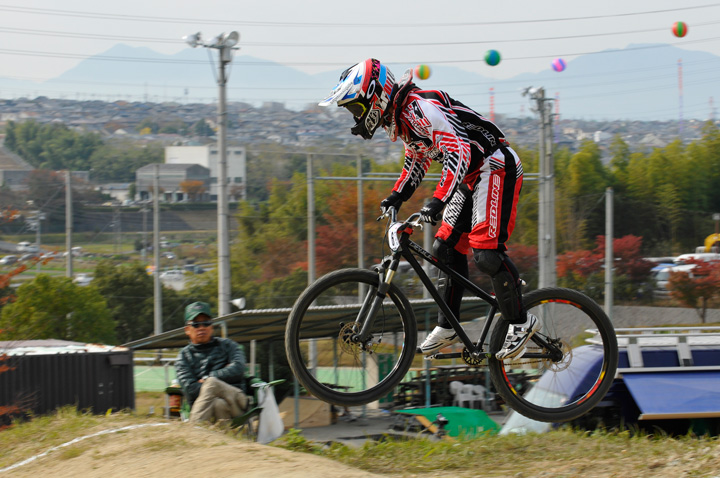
[[285, 268, 418, 406], [488, 287, 618, 423]]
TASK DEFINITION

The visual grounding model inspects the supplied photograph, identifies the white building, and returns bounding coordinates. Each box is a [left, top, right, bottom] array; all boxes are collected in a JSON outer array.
[[165, 145, 247, 201]]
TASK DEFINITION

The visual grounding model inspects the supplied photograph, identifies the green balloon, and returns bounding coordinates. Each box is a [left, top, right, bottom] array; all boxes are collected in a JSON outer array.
[[485, 50, 501, 67]]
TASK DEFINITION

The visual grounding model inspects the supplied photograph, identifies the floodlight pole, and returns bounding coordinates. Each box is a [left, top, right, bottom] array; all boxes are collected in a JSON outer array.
[[525, 87, 556, 288], [216, 47, 231, 328], [184, 31, 239, 331]]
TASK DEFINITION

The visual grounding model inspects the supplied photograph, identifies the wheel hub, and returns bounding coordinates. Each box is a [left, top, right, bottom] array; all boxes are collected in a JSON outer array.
[[542, 340, 572, 372]]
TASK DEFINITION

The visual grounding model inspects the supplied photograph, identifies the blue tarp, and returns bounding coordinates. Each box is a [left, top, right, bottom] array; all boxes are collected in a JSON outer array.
[[623, 371, 720, 420]]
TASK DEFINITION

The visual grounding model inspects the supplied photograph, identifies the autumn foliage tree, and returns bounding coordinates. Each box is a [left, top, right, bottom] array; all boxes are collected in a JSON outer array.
[[668, 259, 720, 323], [556, 234, 653, 301], [0, 210, 24, 429], [180, 180, 206, 201]]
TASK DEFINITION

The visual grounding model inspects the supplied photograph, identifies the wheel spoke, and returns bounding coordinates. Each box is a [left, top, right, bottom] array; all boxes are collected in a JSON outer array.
[[489, 288, 618, 423], [286, 269, 417, 406]]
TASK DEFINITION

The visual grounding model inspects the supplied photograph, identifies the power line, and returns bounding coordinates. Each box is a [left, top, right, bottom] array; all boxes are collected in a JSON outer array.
[[3, 20, 720, 48], [0, 3, 717, 28], [0, 36, 719, 68]]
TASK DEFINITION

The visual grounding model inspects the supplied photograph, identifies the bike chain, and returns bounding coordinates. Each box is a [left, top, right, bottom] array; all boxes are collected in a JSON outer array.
[[460, 349, 545, 367], [460, 337, 568, 368]]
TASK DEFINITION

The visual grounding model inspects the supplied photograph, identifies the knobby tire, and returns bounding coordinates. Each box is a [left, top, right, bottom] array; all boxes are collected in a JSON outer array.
[[285, 268, 418, 406], [488, 287, 619, 423]]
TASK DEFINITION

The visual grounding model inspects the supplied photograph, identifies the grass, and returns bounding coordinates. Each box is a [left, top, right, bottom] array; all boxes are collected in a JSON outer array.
[[274, 427, 720, 477], [2, 405, 720, 477]]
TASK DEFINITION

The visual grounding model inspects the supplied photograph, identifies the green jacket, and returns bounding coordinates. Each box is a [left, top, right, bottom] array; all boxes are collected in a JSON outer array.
[[175, 337, 247, 406]]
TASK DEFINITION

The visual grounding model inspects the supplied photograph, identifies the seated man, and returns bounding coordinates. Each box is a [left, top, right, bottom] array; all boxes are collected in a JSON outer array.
[[175, 301, 249, 424]]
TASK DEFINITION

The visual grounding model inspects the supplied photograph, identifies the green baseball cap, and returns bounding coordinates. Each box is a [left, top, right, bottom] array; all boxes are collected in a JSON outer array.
[[185, 301, 212, 322]]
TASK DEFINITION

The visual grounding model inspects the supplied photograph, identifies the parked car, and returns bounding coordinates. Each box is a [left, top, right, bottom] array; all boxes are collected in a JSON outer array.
[[183, 264, 205, 274], [674, 252, 720, 264], [62, 247, 83, 258], [73, 273, 93, 286], [19, 253, 40, 262], [160, 269, 185, 281], [0, 255, 18, 266], [651, 263, 697, 298], [161, 252, 176, 260], [16, 242, 39, 253]]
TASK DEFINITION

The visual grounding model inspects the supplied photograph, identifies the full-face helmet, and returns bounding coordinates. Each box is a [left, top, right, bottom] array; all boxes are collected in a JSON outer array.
[[319, 58, 396, 140]]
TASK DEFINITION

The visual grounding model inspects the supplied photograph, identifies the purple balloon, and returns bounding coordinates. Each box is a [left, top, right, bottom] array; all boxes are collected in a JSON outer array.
[[552, 58, 566, 72]]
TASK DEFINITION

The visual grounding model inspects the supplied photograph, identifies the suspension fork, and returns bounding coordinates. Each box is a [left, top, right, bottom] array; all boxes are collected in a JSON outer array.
[[353, 256, 400, 343]]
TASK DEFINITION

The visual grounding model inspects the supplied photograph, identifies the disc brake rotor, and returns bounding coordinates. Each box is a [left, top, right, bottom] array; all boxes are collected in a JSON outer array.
[[541, 340, 572, 372], [338, 323, 360, 356]]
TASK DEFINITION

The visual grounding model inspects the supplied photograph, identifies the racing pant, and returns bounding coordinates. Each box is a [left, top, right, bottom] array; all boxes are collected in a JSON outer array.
[[434, 145, 526, 326]]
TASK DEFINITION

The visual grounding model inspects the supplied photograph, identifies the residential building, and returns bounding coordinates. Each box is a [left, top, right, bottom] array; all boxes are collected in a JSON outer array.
[[135, 163, 210, 202], [164, 145, 247, 201]]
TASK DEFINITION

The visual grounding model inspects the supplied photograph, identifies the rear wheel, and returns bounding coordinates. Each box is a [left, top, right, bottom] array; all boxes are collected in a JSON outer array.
[[488, 287, 618, 423], [285, 268, 417, 406]]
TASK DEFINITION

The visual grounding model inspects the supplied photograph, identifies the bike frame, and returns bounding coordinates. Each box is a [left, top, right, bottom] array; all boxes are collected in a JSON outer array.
[[390, 230, 497, 357], [355, 210, 499, 359], [354, 209, 560, 361]]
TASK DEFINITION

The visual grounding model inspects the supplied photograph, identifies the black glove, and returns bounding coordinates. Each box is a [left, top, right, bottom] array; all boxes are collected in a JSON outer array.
[[380, 191, 403, 214], [420, 197, 445, 224]]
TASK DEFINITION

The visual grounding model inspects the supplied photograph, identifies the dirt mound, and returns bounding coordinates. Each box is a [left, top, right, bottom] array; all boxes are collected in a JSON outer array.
[[4, 421, 384, 478]]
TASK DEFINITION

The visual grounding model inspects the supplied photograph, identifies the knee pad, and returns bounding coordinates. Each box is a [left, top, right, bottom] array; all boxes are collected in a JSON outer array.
[[473, 249, 504, 276], [473, 249, 525, 323]]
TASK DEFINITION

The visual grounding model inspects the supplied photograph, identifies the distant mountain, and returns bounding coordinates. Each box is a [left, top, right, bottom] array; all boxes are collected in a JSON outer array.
[[3, 43, 719, 121]]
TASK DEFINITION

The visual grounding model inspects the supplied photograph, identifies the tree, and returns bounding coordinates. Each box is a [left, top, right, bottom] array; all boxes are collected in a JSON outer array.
[[92, 260, 188, 343], [192, 119, 214, 137], [89, 140, 163, 182], [668, 260, 720, 323], [0, 275, 116, 343], [180, 180, 206, 201], [555, 141, 607, 251], [135, 118, 159, 134], [3, 120, 102, 170]]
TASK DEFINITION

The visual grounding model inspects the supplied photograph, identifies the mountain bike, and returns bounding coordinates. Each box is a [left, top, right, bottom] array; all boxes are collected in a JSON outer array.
[[285, 207, 618, 423]]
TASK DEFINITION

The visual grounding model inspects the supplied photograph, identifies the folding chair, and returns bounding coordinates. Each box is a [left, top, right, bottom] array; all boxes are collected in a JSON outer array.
[[231, 378, 286, 442]]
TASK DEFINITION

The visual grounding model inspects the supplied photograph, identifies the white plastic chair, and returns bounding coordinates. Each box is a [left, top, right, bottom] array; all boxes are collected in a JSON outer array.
[[471, 384, 488, 410], [449, 381, 464, 407], [455, 383, 478, 408]]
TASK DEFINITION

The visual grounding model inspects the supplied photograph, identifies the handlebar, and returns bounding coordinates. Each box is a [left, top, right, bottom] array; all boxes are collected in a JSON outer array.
[[377, 206, 424, 228]]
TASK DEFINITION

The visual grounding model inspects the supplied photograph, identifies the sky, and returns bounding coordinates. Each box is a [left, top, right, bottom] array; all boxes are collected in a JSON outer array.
[[0, 0, 719, 113]]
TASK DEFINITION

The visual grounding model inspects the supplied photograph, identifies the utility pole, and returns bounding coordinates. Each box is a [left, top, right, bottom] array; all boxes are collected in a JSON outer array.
[[184, 31, 239, 334], [604, 188, 614, 321], [31, 211, 46, 273], [184, 32, 238, 330], [357, 155, 364, 271], [524, 86, 556, 288], [65, 170, 73, 278], [153, 164, 162, 335], [141, 202, 149, 263], [113, 205, 121, 254], [307, 154, 316, 286], [306, 154, 316, 375]]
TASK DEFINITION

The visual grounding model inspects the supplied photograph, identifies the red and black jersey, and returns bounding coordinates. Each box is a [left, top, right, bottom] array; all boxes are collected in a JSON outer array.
[[391, 88, 511, 203]]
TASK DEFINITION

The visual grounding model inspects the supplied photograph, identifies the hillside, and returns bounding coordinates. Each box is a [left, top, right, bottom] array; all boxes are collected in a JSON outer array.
[[1, 43, 717, 121]]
